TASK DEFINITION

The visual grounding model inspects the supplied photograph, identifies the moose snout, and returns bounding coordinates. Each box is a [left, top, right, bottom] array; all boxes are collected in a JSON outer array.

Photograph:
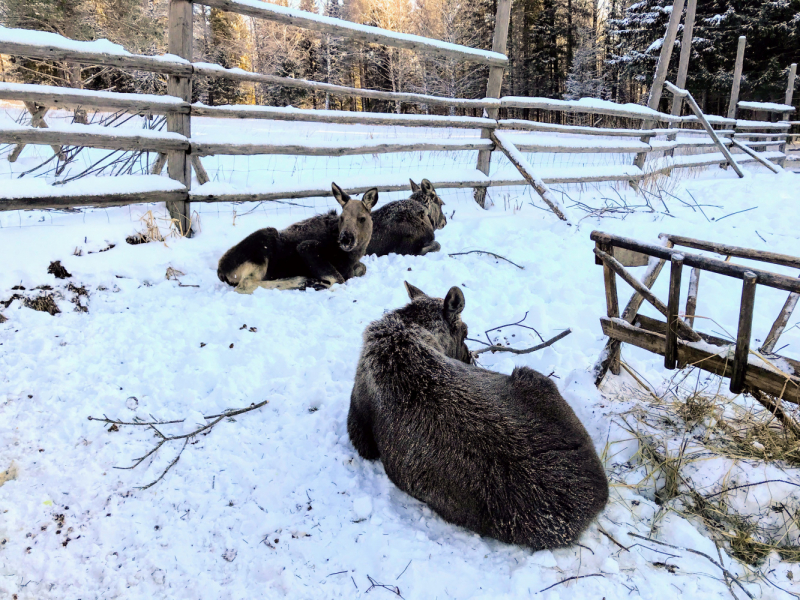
[[339, 230, 356, 251]]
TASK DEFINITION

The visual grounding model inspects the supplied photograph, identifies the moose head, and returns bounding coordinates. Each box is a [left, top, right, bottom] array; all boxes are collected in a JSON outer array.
[[410, 179, 446, 230], [332, 183, 378, 253], [402, 281, 471, 364]]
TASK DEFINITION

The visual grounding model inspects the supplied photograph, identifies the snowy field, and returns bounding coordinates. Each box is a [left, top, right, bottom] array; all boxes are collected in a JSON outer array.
[[1, 111, 799, 599]]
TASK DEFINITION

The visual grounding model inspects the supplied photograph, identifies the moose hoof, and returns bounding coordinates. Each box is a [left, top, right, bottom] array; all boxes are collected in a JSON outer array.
[[234, 278, 259, 295], [353, 263, 367, 277], [420, 241, 441, 255]]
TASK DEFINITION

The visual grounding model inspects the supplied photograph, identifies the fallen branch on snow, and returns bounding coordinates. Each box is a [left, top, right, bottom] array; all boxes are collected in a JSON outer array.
[[448, 250, 524, 269], [473, 329, 571, 356], [88, 400, 269, 490]]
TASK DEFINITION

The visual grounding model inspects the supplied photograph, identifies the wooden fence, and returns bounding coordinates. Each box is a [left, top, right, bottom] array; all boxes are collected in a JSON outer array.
[[0, 0, 794, 234]]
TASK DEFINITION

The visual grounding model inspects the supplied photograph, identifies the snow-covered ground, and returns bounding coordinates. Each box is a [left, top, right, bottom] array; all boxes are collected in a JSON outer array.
[[1, 112, 799, 599]]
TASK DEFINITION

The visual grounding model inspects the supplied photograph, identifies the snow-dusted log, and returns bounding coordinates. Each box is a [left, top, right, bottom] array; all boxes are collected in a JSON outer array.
[[737, 101, 795, 113], [0, 82, 190, 114], [191, 103, 495, 129], [0, 175, 187, 211], [194, 0, 508, 67], [192, 63, 497, 109], [0, 26, 192, 75], [490, 131, 569, 222], [0, 122, 190, 153], [665, 81, 744, 177], [730, 139, 782, 173], [501, 97, 677, 123], [190, 137, 494, 157]]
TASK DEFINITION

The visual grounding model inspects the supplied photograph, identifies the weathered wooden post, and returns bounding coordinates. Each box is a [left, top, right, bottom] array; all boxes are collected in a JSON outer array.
[[726, 36, 746, 120], [665, 254, 684, 369], [633, 0, 685, 170], [167, 0, 193, 236], [667, 0, 697, 145], [778, 63, 796, 167], [730, 271, 757, 394], [473, 0, 512, 209]]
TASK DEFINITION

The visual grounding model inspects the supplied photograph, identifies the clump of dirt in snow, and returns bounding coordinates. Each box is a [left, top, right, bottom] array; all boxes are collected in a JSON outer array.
[[47, 261, 72, 279], [67, 283, 89, 313], [24, 294, 61, 316]]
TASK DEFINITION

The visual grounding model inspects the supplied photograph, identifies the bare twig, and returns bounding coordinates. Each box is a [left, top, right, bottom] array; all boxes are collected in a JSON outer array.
[[627, 532, 754, 599], [537, 574, 604, 594], [89, 400, 269, 489], [473, 329, 571, 356], [366, 575, 403, 598], [483, 311, 545, 344], [448, 250, 524, 269], [703, 479, 800, 501], [749, 389, 800, 437]]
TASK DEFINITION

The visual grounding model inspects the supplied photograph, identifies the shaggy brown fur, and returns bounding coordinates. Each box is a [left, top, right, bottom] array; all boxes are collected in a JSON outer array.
[[348, 283, 608, 550], [217, 183, 377, 293], [366, 179, 446, 257]]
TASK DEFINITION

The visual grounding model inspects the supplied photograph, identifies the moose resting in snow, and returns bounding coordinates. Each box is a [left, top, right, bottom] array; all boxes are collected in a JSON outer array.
[[348, 283, 608, 550], [217, 183, 377, 293], [366, 179, 447, 257]]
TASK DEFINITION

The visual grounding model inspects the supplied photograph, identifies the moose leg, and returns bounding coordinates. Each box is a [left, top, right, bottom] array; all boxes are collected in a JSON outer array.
[[296, 240, 346, 287], [352, 262, 367, 277], [347, 394, 380, 460], [419, 241, 441, 255], [256, 276, 313, 291]]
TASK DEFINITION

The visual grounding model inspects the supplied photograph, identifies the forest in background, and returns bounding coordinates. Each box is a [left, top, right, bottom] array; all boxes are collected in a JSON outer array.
[[0, 0, 798, 117]]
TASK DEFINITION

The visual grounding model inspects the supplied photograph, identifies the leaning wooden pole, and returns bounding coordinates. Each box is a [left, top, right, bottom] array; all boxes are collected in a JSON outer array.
[[667, 0, 697, 143], [665, 81, 744, 177], [491, 131, 569, 222], [726, 36, 746, 120], [473, 0, 512, 209], [633, 0, 685, 169], [167, 0, 193, 236]]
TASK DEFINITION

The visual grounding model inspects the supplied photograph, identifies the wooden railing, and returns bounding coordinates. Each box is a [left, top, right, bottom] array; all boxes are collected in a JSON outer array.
[[0, 0, 791, 231]]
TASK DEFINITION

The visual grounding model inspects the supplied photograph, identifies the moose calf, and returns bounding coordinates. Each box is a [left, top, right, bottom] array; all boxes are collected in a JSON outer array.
[[366, 179, 447, 257], [217, 183, 377, 293], [348, 283, 608, 550]]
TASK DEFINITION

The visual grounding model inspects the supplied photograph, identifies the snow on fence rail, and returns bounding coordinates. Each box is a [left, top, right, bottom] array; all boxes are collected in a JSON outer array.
[[0, 15, 791, 221]]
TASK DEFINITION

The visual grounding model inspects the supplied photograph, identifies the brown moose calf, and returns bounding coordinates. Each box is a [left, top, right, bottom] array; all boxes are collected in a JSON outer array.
[[348, 283, 608, 550], [366, 179, 447, 257], [217, 183, 377, 293]]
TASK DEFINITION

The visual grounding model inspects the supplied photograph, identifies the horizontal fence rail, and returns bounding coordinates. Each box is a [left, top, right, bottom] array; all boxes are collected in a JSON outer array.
[[194, 0, 508, 67]]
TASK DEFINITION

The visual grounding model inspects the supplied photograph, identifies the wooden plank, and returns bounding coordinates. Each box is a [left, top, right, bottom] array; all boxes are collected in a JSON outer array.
[[593, 247, 701, 342], [191, 155, 210, 185], [665, 254, 685, 369], [474, 0, 512, 209], [600, 243, 621, 375], [0, 40, 192, 77], [635, 314, 731, 348], [601, 317, 800, 403], [779, 63, 797, 167], [669, 0, 697, 120], [590, 231, 800, 294], [190, 103, 494, 129], [0, 83, 189, 114], [167, 0, 193, 235], [490, 131, 569, 222], [727, 36, 747, 119], [0, 125, 189, 152], [685, 267, 700, 327], [512, 140, 651, 154], [196, 0, 508, 67], [665, 81, 745, 177], [730, 138, 782, 173], [666, 234, 800, 270], [730, 271, 757, 394], [0, 189, 188, 212], [193, 63, 497, 109], [191, 138, 494, 157], [151, 153, 168, 175]]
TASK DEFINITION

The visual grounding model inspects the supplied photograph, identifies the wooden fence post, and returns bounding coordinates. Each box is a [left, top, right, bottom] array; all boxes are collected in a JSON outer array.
[[779, 63, 796, 167], [667, 0, 697, 143], [473, 0, 511, 209], [726, 36, 746, 120], [730, 271, 757, 394], [665, 254, 685, 369], [167, 0, 193, 236], [633, 0, 685, 170]]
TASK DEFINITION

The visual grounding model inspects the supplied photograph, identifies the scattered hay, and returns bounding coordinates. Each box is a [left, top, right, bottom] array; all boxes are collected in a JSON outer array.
[[0, 462, 17, 488], [675, 391, 718, 426], [165, 267, 185, 281], [47, 261, 71, 279], [24, 293, 60, 316], [67, 283, 89, 313], [126, 210, 197, 245], [0, 312, 6, 323]]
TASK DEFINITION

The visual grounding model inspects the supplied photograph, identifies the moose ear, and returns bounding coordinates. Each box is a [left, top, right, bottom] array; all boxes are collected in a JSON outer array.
[[332, 182, 349, 208], [361, 188, 378, 211], [443, 286, 465, 323], [421, 179, 434, 193], [409, 179, 420, 193], [404, 281, 426, 301]]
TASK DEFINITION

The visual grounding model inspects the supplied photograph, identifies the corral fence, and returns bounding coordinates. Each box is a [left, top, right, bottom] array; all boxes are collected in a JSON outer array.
[[0, 0, 796, 233]]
